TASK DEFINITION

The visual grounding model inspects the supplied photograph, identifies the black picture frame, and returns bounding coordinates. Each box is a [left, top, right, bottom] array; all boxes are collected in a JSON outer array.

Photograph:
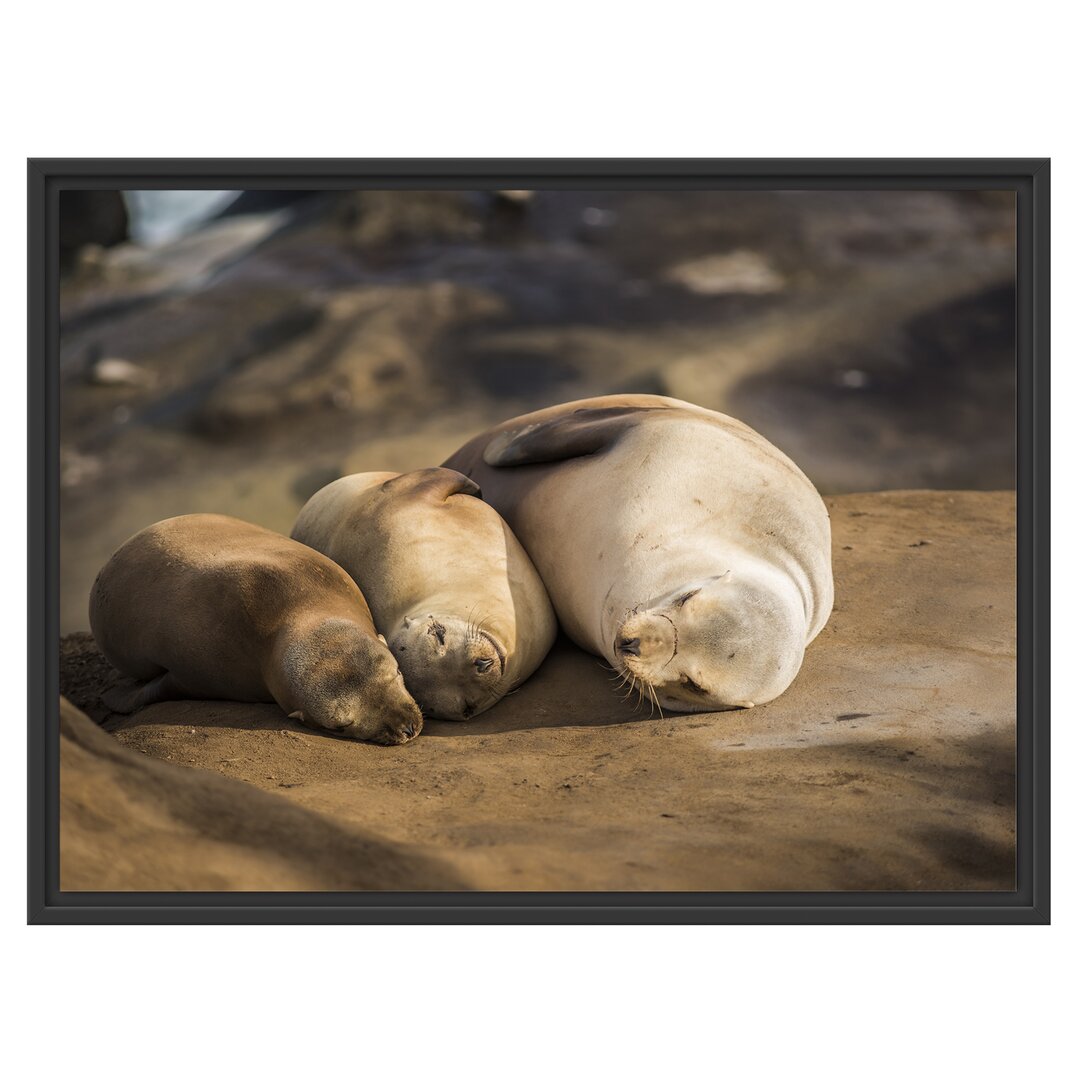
[[28, 158, 1050, 924]]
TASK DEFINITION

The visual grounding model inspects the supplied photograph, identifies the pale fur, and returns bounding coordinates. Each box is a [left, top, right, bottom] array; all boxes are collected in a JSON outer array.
[[291, 469, 557, 720], [443, 395, 833, 713]]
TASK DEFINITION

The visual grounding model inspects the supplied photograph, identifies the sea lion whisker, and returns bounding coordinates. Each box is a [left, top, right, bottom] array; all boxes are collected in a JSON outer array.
[[467, 613, 496, 645], [647, 682, 664, 721]]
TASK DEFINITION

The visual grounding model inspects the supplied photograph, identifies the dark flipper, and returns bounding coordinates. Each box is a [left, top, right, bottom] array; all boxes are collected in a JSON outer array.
[[482, 406, 668, 467], [380, 467, 482, 502], [101, 671, 189, 714]]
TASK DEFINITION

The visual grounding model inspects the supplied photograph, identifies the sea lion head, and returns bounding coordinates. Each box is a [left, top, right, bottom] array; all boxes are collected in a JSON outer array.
[[389, 613, 506, 721], [283, 619, 423, 745], [612, 569, 805, 713]]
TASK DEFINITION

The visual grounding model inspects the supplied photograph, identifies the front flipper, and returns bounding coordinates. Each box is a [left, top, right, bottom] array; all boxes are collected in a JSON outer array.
[[482, 406, 668, 467], [101, 671, 189, 714], [380, 467, 482, 502]]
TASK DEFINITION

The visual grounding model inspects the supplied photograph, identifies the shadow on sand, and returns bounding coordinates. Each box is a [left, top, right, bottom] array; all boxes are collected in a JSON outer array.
[[61, 631, 658, 739], [421, 637, 675, 737]]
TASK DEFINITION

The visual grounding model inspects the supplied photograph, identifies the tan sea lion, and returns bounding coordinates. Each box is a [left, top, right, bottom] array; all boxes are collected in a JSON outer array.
[[291, 468, 557, 721], [443, 395, 833, 713], [88, 514, 423, 744]]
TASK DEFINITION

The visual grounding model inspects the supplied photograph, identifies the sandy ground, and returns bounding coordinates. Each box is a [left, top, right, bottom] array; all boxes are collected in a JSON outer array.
[[60, 490, 1015, 892], [59, 698, 464, 892]]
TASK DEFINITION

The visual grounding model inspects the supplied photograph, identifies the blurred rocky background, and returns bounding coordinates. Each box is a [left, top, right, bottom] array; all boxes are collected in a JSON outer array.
[[58, 188, 1015, 633]]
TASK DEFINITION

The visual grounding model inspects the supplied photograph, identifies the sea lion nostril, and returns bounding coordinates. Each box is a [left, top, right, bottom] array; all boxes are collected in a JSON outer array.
[[618, 636, 641, 656]]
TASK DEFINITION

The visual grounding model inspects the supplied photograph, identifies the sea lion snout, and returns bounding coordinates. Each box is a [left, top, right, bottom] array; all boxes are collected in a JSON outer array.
[[616, 611, 677, 670], [366, 666, 425, 744], [343, 681, 424, 745], [375, 706, 424, 746], [390, 614, 507, 722]]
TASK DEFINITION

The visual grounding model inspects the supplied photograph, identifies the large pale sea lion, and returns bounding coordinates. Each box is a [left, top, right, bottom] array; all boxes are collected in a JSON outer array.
[[443, 395, 833, 713], [89, 514, 423, 744], [291, 468, 557, 721]]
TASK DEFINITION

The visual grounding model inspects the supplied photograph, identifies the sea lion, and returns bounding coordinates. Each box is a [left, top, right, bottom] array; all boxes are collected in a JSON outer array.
[[291, 468, 557, 721], [443, 395, 833, 713], [88, 514, 423, 745]]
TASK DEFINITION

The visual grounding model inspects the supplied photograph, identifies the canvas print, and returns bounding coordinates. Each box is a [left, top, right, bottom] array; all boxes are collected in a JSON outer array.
[[56, 187, 1016, 892]]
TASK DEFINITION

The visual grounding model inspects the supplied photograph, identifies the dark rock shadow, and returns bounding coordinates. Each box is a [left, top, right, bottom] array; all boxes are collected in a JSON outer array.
[[731, 283, 1016, 490]]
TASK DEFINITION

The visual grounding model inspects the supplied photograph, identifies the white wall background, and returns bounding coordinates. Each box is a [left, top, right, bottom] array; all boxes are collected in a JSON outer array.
[[2, 3, 1071, 1077]]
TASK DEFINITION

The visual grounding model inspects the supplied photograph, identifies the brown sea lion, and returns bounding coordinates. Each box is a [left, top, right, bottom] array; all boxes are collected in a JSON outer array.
[[292, 468, 556, 720], [89, 514, 423, 744]]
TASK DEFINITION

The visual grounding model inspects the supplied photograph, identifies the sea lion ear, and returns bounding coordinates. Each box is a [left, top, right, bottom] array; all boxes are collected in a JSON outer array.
[[482, 406, 667, 467], [450, 473, 482, 499], [381, 467, 481, 502]]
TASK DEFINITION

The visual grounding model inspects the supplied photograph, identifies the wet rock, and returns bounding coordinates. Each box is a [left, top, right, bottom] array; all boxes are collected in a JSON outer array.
[[86, 356, 151, 388], [59, 447, 102, 490], [336, 190, 483, 248], [60, 285, 324, 444], [730, 282, 1016, 491], [61, 211, 298, 327], [664, 250, 785, 295], [198, 282, 505, 433]]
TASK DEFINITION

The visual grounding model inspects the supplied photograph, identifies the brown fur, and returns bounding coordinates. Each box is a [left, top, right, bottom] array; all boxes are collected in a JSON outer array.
[[89, 514, 422, 744]]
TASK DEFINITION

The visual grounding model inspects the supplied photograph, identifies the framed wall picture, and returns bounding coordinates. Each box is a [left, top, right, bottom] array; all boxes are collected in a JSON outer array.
[[28, 159, 1049, 923]]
